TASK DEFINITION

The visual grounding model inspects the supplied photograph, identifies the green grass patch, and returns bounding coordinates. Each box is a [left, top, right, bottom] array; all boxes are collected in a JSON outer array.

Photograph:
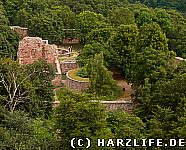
[[67, 68, 89, 82]]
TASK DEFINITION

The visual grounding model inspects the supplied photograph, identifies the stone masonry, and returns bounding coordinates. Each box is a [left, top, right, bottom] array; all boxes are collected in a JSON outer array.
[[60, 60, 78, 74], [65, 70, 90, 92], [18, 37, 62, 85]]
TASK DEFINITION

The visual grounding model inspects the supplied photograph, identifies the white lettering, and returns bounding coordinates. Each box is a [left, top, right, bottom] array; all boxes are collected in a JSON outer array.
[[170, 139, 177, 146], [142, 139, 146, 147], [179, 139, 185, 147], [116, 139, 124, 147], [157, 139, 163, 147], [98, 139, 105, 147], [126, 139, 132, 147], [78, 139, 83, 147], [107, 139, 115, 147], [134, 139, 140, 146], [149, 139, 154, 146]]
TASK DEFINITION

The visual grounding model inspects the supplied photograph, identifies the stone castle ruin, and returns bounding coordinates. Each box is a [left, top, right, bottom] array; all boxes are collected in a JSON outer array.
[[18, 37, 62, 85], [12, 26, 134, 112]]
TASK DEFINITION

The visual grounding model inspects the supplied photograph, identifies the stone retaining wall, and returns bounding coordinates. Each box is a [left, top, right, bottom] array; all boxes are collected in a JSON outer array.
[[63, 38, 80, 44], [53, 100, 134, 112], [60, 60, 78, 74], [99, 100, 134, 112], [65, 71, 90, 92]]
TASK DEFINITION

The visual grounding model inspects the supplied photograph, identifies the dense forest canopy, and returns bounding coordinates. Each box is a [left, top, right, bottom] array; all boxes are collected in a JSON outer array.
[[0, 0, 186, 149]]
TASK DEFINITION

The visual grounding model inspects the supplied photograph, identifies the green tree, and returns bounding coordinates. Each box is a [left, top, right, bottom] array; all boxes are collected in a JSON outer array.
[[108, 24, 138, 75], [15, 8, 31, 27], [129, 4, 155, 27], [107, 110, 145, 143], [86, 27, 113, 44], [76, 11, 107, 43], [0, 25, 19, 59], [86, 53, 120, 98], [51, 5, 76, 29], [107, 7, 135, 26], [0, 58, 34, 113], [135, 68, 186, 139], [0, 107, 58, 149], [0, 1, 9, 25], [77, 42, 110, 67], [0, 59, 55, 118], [55, 88, 113, 149], [154, 8, 173, 34], [28, 8, 64, 44], [25, 59, 55, 118], [132, 0, 186, 14], [127, 22, 175, 86], [167, 10, 186, 58], [4, 0, 48, 25]]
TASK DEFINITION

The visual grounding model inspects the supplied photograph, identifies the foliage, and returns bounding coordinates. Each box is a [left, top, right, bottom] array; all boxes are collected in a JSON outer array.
[[130, 0, 186, 14], [86, 27, 113, 44], [154, 8, 173, 34], [28, 8, 64, 44], [51, 5, 76, 29], [167, 10, 186, 58], [107, 110, 145, 140], [59, 0, 129, 16], [108, 7, 135, 26], [0, 108, 58, 149], [25, 59, 55, 118], [0, 58, 34, 113], [0, 1, 9, 25], [86, 53, 121, 98], [76, 67, 88, 78], [129, 4, 155, 27], [1, 0, 186, 148], [55, 88, 114, 149], [127, 22, 175, 86], [0, 25, 19, 59], [77, 42, 110, 67], [135, 69, 186, 139], [108, 24, 138, 74], [0, 58, 55, 118], [76, 11, 107, 43]]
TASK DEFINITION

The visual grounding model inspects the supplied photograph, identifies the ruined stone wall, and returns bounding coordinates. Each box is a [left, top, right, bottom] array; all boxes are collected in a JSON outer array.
[[18, 37, 43, 64], [43, 44, 58, 64], [99, 100, 134, 112], [65, 71, 90, 92], [53, 100, 134, 112], [63, 38, 80, 44], [18, 37, 62, 86], [10, 26, 28, 39], [60, 60, 78, 74]]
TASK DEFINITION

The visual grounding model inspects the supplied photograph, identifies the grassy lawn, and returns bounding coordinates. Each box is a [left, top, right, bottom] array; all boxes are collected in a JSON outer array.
[[58, 56, 76, 61], [67, 68, 89, 82]]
